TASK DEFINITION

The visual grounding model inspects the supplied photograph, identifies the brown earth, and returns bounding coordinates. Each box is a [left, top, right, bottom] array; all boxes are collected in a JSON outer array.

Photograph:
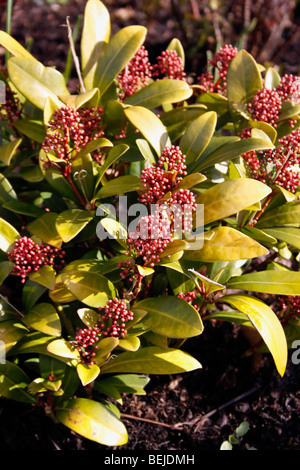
[[0, 0, 299, 452]]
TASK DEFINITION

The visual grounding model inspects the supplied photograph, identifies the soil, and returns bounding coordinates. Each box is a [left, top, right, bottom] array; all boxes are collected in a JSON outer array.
[[0, 0, 300, 452]]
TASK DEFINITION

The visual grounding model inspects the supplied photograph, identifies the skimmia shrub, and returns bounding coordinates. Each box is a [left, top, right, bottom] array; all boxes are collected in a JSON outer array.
[[0, 0, 299, 446]]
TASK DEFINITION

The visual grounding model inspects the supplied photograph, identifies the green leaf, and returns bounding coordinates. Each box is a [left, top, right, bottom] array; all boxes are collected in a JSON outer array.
[[264, 67, 281, 89], [0, 31, 36, 60], [0, 320, 27, 353], [180, 111, 217, 166], [256, 201, 300, 228], [191, 137, 274, 172], [81, 0, 111, 91], [188, 268, 225, 294], [95, 175, 144, 199], [124, 106, 170, 155], [0, 217, 20, 252], [94, 374, 149, 400], [23, 302, 61, 337], [59, 88, 100, 110], [47, 339, 81, 361], [0, 261, 14, 285], [3, 200, 45, 218], [61, 271, 117, 308], [0, 173, 17, 202], [184, 226, 268, 262], [22, 280, 47, 312], [262, 227, 300, 250], [133, 296, 203, 338], [167, 38, 185, 65], [7, 57, 66, 110], [222, 294, 287, 376], [28, 265, 56, 290], [227, 270, 300, 295], [194, 178, 272, 225], [76, 363, 100, 386], [56, 398, 128, 446], [101, 346, 202, 374], [55, 209, 94, 243], [95, 25, 146, 97], [0, 138, 22, 166], [0, 361, 37, 404], [227, 49, 262, 106], [124, 79, 192, 109], [27, 212, 63, 248], [13, 119, 46, 143], [95, 144, 129, 189]]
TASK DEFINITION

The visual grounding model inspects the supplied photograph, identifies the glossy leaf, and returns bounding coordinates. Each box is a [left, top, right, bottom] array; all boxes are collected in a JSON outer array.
[[0, 261, 14, 285], [124, 106, 170, 155], [7, 57, 66, 110], [256, 201, 300, 228], [194, 178, 272, 225], [0, 320, 27, 353], [81, 0, 111, 91], [3, 201, 45, 219], [101, 346, 202, 374], [180, 111, 217, 166], [192, 137, 274, 172], [47, 339, 81, 361], [95, 144, 129, 189], [28, 265, 56, 290], [0, 31, 36, 60], [94, 374, 149, 400], [227, 270, 300, 295], [23, 303, 61, 337], [222, 294, 287, 376], [0, 173, 17, 202], [0, 138, 22, 166], [262, 227, 300, 250], [183, 226, 268, 262], [227, 49, 262, 106], [133, 296, 203, 338], [13, 119, 46, 143], [124, 79, 192, 109], [0, 361, 37, 404], [95, 175, 144, 199], [77, 363, 100, 386], [56, 398, 128, 446], [95, 25, 146, 97], [61, 271, 117, 308], [55, 209, 94, 243], [27, 212, 63, 248], [0, 217, 20, 252]]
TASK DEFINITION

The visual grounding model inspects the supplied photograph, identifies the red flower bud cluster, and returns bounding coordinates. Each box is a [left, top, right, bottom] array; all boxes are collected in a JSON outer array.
[[73, 298, 134, 364], [117, 46, 186, 104], [7, 236, 65, 283], [152, 49, 186, 81], [248, 88, 282, 127], [197, 44, 238, 95], [178, 289, 200, 310], [276, 74, 300, 103], [117, 46, 152, 100], [42, 105, 104, 169], [126, 212, 172, 267], [241, 129, 300, 193]]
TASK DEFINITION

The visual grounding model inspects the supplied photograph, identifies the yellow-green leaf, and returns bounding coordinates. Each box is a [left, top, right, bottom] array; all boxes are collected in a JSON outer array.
[[0, 31, 36, 60], [77, 363, 100, 386], [184, 226, 268, 262], [227, 270, 300, 295], [56, 398, 128, 446], [27, 212, 63, 248], [81, 0, 111, 91], [47, 339, 81, 361], [0, 138, 22, 166], [222, 294, 287, 376], [194, 178, 272, 225], [101, 346, 202, 374], [0, 217, 20, 252], [95, 25, 146, 97], [124, 105, 170, 155], [180, 111, 217, 166], [55, 209, 94, 243], [23, 302, 61, 337]]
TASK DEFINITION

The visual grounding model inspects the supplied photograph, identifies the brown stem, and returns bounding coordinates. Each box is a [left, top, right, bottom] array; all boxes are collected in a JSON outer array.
[[64, 170, 88, 208]]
